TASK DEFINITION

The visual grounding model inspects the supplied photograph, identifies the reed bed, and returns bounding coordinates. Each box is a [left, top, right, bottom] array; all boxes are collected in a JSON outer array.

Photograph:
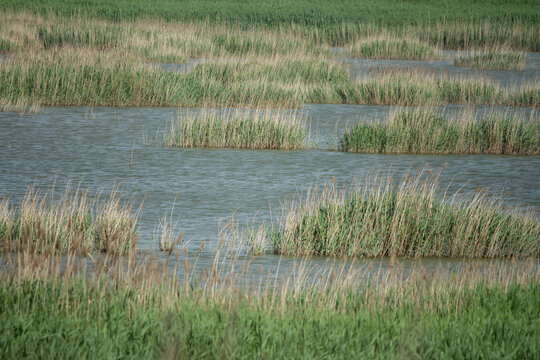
[[1, 0, 539, 49], [340, 109, 540, 155], [265, 170, 540, 258], [347, 37, 443, 60], [347, 70, 540, 107], [164, 110, 307, 150], [0, 183, 139, 255], [0, 239, 538, 359], [454, 51, 527, 70]]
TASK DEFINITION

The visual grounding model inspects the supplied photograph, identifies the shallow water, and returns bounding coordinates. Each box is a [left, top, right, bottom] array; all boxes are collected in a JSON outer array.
[[1, 105, 539, 282], [343, 52, 540, 88]]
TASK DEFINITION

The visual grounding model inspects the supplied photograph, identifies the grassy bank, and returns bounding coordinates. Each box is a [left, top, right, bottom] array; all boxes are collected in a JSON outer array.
[[0, 184, 138, 255], [0, 0, 538, 49], [264, 170, 540, 258], [340, 110, 540, 155], [454, 51, 527, 70], [1, 243, 539, 359], [164, 110, 307, 150]]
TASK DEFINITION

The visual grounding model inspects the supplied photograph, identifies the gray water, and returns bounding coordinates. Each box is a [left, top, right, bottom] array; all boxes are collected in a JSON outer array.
[[1, 105, 539, 281]]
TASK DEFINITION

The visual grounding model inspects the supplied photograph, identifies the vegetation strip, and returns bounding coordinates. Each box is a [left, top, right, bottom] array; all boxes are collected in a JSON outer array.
[[340, 110, 540, 155], [261, 170, 540, 258], [0, 1, 538, 49], [347, 37, 443, 60], [454, 51, 527, 70]]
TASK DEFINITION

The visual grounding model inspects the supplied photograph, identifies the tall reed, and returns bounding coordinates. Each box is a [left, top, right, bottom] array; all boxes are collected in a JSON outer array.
[[164, 110, 308, 150], [340, 109, 540, 155], [347, 36, 443, 60], [266, 170, 540, 258], [454, 50, 527, 70], [0, 183, 139, 255]]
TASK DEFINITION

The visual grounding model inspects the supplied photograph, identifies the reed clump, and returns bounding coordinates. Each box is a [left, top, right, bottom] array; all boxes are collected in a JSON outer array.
[[0, 184, 139, 255], [454, 51, 527, 70], [347, 37, 443, 60], [340, 109, 540, 155], [267, 170, 540, 258], [164, 110, 308, 150]]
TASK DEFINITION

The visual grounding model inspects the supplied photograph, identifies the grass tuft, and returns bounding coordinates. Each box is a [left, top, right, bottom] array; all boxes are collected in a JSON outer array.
[[454, 51, 527, 70], [340, 109, 540, 155], [0, 184, 139, 255], [347, 37, 443, 60], [164, 110, 308, 150], [266, 170, 540, 258]]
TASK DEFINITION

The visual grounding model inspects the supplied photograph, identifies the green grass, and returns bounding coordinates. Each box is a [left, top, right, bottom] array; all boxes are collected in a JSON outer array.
[[454, 51, 527, 70], [266, 170, 540, 258], [1, 252, 538, 360], [347, 38, 443, 60], [0, 38, 16, 53], [1, 0, 538, 49], [340, 110, 540, 155], [164, 110, 307, 150]]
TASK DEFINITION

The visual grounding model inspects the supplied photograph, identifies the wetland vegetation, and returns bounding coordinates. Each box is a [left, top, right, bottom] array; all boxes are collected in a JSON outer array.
[[164, 110, 307, 150], [1, 1, 539, 358], [340, 109, 540, 155], [262, 170, 540, 258]]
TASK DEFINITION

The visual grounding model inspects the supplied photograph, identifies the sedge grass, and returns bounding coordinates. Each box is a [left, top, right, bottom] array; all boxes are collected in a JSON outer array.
[[347, 37, 443, 60], [0, 183, 139, 255], [266, 169, 540, 258], [340, 109, 540, 155], [454, 51, 527, 70], [164, 110, 308, 150]]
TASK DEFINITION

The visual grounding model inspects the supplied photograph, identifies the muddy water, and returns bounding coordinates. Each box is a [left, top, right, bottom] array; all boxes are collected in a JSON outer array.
[[0, 105, 539, 279]]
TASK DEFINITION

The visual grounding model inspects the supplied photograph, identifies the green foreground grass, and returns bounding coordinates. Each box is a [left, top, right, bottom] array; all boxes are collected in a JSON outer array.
[[340, 110, 540, 155], [264, 170, 540, 258], [1, 277, 538, 359]]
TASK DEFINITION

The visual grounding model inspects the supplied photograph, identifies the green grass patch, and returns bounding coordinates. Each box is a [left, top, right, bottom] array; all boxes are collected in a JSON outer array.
[[340, 110, 540, 155], [454, 51, 527, 70], [164, 111, 307, 150], [267, 171, 540, 258], [0, 38, 16, 53], [347, 38, 443, 60]]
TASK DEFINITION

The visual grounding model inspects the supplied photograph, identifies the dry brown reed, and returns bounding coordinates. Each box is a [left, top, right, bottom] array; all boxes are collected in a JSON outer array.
[[0, 183, 140, 255]]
